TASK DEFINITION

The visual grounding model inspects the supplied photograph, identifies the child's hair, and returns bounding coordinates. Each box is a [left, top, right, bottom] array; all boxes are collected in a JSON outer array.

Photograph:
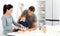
[[20, 12, 26, 18], [17, 12, 26, 22]]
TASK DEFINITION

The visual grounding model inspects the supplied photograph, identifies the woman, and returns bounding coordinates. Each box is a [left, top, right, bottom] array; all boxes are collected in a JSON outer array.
[[1, 4, 23, 36]]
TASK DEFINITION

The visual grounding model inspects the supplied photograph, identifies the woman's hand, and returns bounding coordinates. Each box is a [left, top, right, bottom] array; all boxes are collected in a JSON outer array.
[[20, 25, 24, 28], [12, 26, 18, 32]]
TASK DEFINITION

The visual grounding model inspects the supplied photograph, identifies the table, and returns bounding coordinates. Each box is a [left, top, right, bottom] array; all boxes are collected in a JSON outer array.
[[7, 25, 60, 36]]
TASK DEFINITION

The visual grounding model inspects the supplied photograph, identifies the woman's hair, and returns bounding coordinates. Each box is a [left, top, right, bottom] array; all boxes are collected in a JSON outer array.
[[3, 4, 13, 14]]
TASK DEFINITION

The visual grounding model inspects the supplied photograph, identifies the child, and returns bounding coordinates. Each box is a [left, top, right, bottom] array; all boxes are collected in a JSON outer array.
[[17, 13, 29, 28]]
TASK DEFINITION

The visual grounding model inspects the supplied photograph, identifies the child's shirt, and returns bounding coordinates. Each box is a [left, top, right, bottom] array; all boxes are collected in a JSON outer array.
[[18, 21, 29, 27]]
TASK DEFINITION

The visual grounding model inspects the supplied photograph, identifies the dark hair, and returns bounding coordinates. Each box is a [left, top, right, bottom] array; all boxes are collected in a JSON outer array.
[[3, 4, 13, 14], [28, 6, 35, 12]]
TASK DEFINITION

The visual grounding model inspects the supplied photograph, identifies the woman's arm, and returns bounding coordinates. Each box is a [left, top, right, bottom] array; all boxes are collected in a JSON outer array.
[[12, 17, 20, 27], [12, 16, 24, 28], [1, 16, 10, 30]]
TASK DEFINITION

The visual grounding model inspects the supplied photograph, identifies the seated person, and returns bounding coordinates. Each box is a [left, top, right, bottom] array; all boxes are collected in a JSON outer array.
[[17, 6, 37, 31], [17, 13, 29, 28]]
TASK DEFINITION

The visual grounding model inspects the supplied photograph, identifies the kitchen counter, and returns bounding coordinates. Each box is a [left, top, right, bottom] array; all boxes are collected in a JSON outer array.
[[7, 25, 60, 36]]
